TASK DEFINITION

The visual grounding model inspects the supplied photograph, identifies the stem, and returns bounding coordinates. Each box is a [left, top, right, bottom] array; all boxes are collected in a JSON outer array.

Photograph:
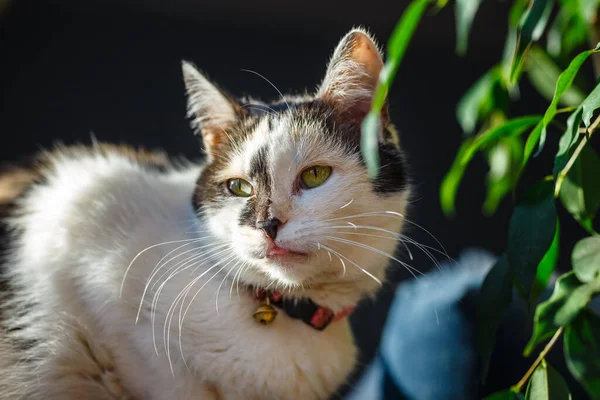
[[514, 328, 564, 392], [555, 113, 600, 196]]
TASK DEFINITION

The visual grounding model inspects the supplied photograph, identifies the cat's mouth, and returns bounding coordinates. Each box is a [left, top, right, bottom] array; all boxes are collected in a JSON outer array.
[[266, 243, 308, 261]]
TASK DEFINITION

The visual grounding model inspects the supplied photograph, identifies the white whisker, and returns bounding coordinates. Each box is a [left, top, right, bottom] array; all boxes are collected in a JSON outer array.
[[318, 243, 381, 286], [325, 236, 422, 278], [241, 69, 291, 113], [120, 237, 203, 297], [323, 211, 450, 259], [340, 198, 354, 209]]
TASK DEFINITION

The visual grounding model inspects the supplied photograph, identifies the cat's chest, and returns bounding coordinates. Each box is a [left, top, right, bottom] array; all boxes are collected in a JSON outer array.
[[121, 296, 357, 400]]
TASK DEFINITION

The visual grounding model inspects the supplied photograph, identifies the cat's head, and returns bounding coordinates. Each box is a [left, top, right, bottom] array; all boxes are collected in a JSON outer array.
[[183, 28, 410, 309]]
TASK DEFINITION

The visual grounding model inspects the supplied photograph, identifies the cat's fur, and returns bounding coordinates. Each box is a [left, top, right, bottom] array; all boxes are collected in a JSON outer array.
[[0, 28, 410, 399]]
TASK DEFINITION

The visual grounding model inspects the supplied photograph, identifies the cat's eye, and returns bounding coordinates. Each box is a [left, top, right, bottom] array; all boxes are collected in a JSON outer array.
[[227, 178, 254, 197], [300, 166, 332, 189]]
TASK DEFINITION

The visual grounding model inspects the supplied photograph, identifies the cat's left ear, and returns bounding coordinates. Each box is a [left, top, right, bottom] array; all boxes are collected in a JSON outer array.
[[182, 61, 239, 158], [318, 28, 386, 126]]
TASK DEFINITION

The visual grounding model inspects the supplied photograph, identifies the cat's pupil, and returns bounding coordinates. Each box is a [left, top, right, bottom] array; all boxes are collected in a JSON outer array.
[[312, 168, 318, 178]]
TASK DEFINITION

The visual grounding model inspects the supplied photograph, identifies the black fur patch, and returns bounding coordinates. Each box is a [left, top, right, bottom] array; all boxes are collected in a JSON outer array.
[[238, 196, 257, 227], [249, 146, 270, 183], [372, 143, 407, 194]]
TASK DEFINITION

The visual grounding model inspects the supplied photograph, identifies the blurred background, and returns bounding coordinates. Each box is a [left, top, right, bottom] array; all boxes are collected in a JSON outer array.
[[0, 0, 593, 397]]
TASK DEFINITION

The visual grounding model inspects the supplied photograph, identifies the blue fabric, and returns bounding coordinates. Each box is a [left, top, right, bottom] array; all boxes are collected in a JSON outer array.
[[347, 249, 496, 400]]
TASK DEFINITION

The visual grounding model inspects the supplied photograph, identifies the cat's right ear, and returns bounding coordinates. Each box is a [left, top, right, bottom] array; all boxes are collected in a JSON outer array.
[[317, 29, 385, 127], [182, 61, 238, 158]]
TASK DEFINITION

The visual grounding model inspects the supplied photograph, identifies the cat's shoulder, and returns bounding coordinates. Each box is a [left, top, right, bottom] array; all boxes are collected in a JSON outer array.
[[0, 143, 198, 213], [0, 143, 202, 254]]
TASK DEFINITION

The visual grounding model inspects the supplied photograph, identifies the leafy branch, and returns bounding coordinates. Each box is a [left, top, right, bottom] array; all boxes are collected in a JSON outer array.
[[515, 328, 564, 393], [361, 0, 600, 398]]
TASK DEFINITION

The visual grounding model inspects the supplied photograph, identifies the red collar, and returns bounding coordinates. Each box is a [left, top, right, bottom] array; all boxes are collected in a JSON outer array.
[[255, 288, 354, 330]]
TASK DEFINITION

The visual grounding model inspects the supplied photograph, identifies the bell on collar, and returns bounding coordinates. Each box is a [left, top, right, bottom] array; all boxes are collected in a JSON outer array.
[[253, 304, 277, 325]]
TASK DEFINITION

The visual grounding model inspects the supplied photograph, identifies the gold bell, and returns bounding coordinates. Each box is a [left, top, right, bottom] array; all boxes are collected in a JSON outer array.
[[253, 304, 277, 325]]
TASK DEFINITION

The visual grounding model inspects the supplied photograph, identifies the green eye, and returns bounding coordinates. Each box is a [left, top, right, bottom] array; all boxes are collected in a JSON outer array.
[[300, 166, 332, 189], [227, 178, 254, 197]]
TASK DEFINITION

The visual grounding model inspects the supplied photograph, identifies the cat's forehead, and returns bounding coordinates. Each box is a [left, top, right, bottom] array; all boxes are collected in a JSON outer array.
[[225, 113, 345, 178]]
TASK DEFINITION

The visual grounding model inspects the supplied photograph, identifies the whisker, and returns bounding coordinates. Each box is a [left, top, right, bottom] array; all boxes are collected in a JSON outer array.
[[318, 243, 381, 285], [136, 241, 219, 323], [120, 237, 202, 297], [236, 261, 252, 300], [215, 259, 241, 315], [324, 224, 448, 265], [176, 255, 237, 357], [340, 198, 354, 209], [325, 236, 423, 278], [318, 243, 346, 276], [334, 229, 443, 264], [323, 211, 450, 259], [151, 243, 230, 291], [161, 252, 236, 372], [240, 103, 277, 116], [230, 260, 248, 300], [240, 69, 291, 113], [150, 246, 232, 355]]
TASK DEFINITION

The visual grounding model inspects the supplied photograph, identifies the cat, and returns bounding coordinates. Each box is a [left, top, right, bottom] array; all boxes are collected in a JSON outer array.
[[0, 27, 410, 400]]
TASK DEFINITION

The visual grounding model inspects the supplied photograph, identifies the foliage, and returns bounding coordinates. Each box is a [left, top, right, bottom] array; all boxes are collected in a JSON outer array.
[[361, 0, 600, 397]]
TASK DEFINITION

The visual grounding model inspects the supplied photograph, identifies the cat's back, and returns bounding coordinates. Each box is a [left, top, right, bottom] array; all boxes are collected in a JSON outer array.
[[0, 144, 200, 239]]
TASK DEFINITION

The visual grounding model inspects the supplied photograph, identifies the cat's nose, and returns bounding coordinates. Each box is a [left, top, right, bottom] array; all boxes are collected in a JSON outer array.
[[256, 217, 283, 240]]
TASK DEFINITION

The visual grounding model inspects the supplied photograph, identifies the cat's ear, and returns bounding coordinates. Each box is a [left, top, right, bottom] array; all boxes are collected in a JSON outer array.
[[182, 61, 238, 157], [317, 28, 386, 125]]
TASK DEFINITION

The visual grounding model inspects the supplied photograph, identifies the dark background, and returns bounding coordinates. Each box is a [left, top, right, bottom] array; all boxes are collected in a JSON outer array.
[[0, 0, 595, 398]]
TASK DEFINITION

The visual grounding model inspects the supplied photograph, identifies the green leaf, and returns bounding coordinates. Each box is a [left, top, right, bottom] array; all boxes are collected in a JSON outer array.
[[565, 309, 600, 399], [530, 220, 560, 313], [361, 113, 381, 179], [509, 0, 531, 28], [560, 145, 600, 233], [440, 139, 473, 217], [362, 0, 430, 178], [537, 50, 595, 155], [502, 0, 529, 82], [524, 359, 572, 400], [526, 46, 585, 107], [485, 390, 525, 400], [462, 115, 542, 162], [484, 144, 513, 215], [509, 0, 555, 84], [373, 0, 430, 111], [547, 5, 589, 58], [508, 179, 557, 297], [525, 271, 600, 356], [572, 236, 600, 283], [484, 135, 524, 215], [455, 0, 483, 55], [553, 107, 583, 186], [581, 82, 600, 128], [477, 254, 513, 379], [456, 66, 503, 135], [523, 120, 545, 166]]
